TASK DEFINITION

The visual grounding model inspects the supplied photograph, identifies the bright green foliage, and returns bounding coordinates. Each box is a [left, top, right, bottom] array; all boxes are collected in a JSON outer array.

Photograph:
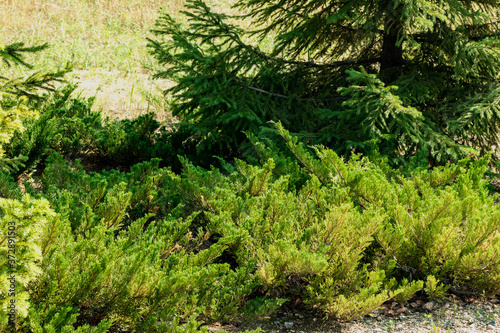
[[1, 154, 261, 332], [133, 123, 500, 320], [0, 41, 71, 174], [425, 275, 449, 301], [172, 146, 422, 320], [0, 98, 32, 172], [275, 124, 500, 293], [149, 0, 500, 166], [0, 195, 55, 326], [26, 303, 113, 333], [2, 113, 500, 329]]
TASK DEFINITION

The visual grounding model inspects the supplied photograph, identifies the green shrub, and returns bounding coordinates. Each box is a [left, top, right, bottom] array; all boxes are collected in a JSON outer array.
[[0, 195, 55, 328], [3, 121, 500, 329], [0, 153, 261, 332], [164, 124, 500, 320], [424, 275, 449, 301]]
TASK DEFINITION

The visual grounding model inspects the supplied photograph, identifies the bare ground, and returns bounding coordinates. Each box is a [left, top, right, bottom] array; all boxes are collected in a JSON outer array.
[[206, 296, 500, 333], [68, 69, 173, 122]]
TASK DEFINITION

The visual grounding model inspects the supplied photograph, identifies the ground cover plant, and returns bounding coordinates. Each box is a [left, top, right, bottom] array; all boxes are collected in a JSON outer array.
[[3, 101, 500, 331], [1, 0, 500, 332]]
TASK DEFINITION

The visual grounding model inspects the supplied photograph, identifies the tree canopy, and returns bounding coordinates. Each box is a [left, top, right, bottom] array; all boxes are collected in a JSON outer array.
[[149, 0, 500, 166]]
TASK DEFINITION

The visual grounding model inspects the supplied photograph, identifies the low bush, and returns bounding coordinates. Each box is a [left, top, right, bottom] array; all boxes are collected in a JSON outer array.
[[2, 38, 500, 333], [169, 124, 500, 320], [3, 117, 500, 331]]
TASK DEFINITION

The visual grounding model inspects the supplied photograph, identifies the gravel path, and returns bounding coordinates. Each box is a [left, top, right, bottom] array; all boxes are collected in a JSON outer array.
[[207, 296, 500, 332]]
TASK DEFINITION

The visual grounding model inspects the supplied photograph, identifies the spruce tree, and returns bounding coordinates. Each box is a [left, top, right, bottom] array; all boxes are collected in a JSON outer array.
[[149, 0, 500, 165], [0, 41, 70, 172], [1, 42, 70, 101]]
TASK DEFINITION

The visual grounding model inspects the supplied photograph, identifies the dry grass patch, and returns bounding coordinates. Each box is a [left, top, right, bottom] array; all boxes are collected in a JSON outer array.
[[68, 69, 173, 121], [0, 0, 182, 119], [0, 0, 179, 71], [0, 0, 248, 119]]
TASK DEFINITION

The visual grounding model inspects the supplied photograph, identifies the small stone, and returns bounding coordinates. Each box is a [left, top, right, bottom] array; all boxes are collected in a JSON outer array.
[[488, 320, 496, 326], [273, 320, 280, 325], [396, 307, 408, 314], [312, 318, 317, 322], [490, 298, 499, 304], [284, 322, 294, 329], [423, 302, 435, 311], [410, 302, 420, 308]]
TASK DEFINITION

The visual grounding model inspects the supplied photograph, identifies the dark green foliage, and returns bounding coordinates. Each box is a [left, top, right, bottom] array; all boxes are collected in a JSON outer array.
[[4, 91, 198, 176], [0, 173, 21, 199], [7, 101, 63, 177], [0, 42, 49, 68], [149, 0, 500, 166], [0, 42, 71, 102]]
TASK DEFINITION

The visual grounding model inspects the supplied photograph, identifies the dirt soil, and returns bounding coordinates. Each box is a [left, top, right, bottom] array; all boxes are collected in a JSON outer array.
[[206, 296, 500, 333]]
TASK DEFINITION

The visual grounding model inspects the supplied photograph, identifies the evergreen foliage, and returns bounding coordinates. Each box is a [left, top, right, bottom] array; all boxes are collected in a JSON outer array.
[[2, 19, 500, 330], [171, 125, 500, 319], [2, 110, 500, 330], [149, 0, 500, 165], [0, 42, 70, 101], [0, 195, 54, 326], [3, 91, 188, 176], [0, 41, 70, 173]]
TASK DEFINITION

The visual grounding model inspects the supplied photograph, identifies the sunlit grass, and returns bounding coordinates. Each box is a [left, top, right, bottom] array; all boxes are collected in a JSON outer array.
[[0, 0, 264, 118], [0, 0, 183, 72]]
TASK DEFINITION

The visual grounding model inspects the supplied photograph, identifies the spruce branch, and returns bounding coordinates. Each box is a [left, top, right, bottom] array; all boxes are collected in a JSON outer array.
[[0, 42, 49, 68]]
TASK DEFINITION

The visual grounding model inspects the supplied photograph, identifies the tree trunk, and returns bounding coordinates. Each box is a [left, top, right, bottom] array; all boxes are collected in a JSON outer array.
[[380, 4, 405, 74]]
